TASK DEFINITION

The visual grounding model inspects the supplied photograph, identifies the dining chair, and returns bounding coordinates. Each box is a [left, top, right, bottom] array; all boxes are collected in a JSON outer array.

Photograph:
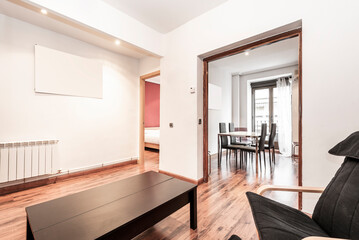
[[229, 123, 251, 146], [228, 122, 238, 145], [244, 131, 359, 240], [219, 122, 241, 165], [237, 123, 267, 168], [265, 123, 276, 164]]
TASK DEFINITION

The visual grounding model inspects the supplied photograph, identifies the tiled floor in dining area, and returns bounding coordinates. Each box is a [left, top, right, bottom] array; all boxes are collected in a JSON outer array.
[[0, 149, 298, 240]]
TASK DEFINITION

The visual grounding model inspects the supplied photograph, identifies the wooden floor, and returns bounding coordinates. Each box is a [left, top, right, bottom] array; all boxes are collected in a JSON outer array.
[[0, 149, 297, 240]]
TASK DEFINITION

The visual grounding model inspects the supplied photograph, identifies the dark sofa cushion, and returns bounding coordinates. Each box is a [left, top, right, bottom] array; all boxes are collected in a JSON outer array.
[[312, 157, 359, 239], [328, 131, 359, 159], [246, 192, 328, 240], [312, 132, 359, 239]]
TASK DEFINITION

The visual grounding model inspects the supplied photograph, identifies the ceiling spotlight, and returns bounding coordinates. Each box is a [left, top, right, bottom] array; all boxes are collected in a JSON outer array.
[[245, 51, 249, 56], [115, 40, 121, 45], [40, 9, 48, 15]]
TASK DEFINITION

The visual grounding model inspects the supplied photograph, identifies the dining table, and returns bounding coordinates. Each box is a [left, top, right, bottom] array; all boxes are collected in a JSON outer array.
[[218, 131, 261, 173]]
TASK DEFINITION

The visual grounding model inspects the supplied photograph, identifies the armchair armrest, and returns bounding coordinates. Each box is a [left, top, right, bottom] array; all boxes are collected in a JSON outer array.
[[302, 237, 349, 240], [257, 185, 325, 195]]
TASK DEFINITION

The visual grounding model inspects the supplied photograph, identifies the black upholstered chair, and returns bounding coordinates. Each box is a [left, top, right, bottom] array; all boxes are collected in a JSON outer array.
[[229, 122, 251, 146], [219, 123, 241, 165], [265, 123, 277, 164], [228, 122, 239, 145], [246, 132, 359, 240], [238, 123, 267, 168]]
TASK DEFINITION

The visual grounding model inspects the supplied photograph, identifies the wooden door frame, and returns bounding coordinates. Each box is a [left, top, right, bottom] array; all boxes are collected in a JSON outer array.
[[203, 28, 303, 208], [139, 70, 160, 164]]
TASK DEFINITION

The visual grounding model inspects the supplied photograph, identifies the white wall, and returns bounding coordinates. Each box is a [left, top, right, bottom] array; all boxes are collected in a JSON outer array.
[[208, 65, 232, 154], [0, 14, 139, 173], [139, 56, 160, 76], [27, 0, 164, 56], [231, 74, 240, 128], [160, 0, 359, 212], [292, 74, 299, 144]]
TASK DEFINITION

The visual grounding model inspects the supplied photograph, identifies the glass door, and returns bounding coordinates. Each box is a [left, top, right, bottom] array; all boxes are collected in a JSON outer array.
[[252, 88, 270, 133], [272, 87, 278, 128], [252, 84, 277, 134]]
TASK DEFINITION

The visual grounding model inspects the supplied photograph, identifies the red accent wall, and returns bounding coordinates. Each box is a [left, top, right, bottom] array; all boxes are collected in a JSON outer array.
[[144, 82, 160, 127]]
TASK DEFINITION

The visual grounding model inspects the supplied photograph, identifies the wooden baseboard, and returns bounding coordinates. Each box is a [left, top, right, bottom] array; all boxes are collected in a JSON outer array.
[[197, 177, 204, 185], [0, 177, 57, 196], [158, 170, 203, 185], [0, 159, 137, 196]]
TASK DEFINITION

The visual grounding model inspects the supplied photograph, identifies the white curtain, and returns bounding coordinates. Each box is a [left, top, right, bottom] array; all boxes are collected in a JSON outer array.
[[277, 77, 292, 157]]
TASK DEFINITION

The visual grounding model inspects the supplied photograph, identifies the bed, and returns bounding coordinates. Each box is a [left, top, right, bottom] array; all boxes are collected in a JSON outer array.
[[145, 127, 160, 150]]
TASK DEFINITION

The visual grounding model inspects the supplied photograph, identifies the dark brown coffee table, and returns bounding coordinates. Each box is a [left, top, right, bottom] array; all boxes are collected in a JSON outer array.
[[26, 171, 197, 240]]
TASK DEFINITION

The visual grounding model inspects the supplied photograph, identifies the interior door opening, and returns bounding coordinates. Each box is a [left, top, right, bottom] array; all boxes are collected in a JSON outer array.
[[202, 27, 302, 208], [139, 71, 160, 165]]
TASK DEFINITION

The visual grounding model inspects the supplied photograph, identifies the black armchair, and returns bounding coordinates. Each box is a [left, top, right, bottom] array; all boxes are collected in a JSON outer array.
[[245, 132, 359, 240]]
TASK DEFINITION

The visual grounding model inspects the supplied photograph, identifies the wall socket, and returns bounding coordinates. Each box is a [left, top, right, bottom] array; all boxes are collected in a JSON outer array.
[[169, 123, 174, 128]]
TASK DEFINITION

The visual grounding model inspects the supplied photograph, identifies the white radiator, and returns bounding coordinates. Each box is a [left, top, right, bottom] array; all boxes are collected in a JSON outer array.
[[0, 140, 59, 183]]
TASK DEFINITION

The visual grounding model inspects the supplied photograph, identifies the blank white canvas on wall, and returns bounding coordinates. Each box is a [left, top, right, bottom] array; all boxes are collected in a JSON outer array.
[[34, 45, 103, 98], [208, 83, 222, 110]]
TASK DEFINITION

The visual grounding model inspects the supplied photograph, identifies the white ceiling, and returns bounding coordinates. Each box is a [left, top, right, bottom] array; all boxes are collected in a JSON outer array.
[[0, 0, 154, 59], [210, 37, 299, 74], [146, 75, 160, 84], [102, 0, 229, 33]]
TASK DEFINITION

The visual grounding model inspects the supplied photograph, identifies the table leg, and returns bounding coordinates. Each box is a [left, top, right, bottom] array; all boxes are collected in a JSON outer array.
[[27, 217, 35, 240], [255, 137, 258, 174], [190, 188, 197, 230], [235, 150, 238, 169], [218, 134, 222, 166]]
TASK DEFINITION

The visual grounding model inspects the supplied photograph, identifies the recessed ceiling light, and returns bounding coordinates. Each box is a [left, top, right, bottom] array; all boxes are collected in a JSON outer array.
[[40, 9, 48, 15], [245, 51, 249, 56], [115, 40, 121, 45]]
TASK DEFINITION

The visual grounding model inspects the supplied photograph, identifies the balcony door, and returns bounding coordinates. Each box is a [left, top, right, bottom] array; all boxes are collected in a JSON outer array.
[[251, 80, 277, 133]]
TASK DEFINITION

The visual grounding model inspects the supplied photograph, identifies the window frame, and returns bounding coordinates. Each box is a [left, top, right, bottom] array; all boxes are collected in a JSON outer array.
[[251, 81, 277, 133]]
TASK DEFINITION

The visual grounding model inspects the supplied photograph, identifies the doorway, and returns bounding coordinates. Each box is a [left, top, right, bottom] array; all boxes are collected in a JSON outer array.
[[202, 27, 303, 208], [139, 70, 160, 164]]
